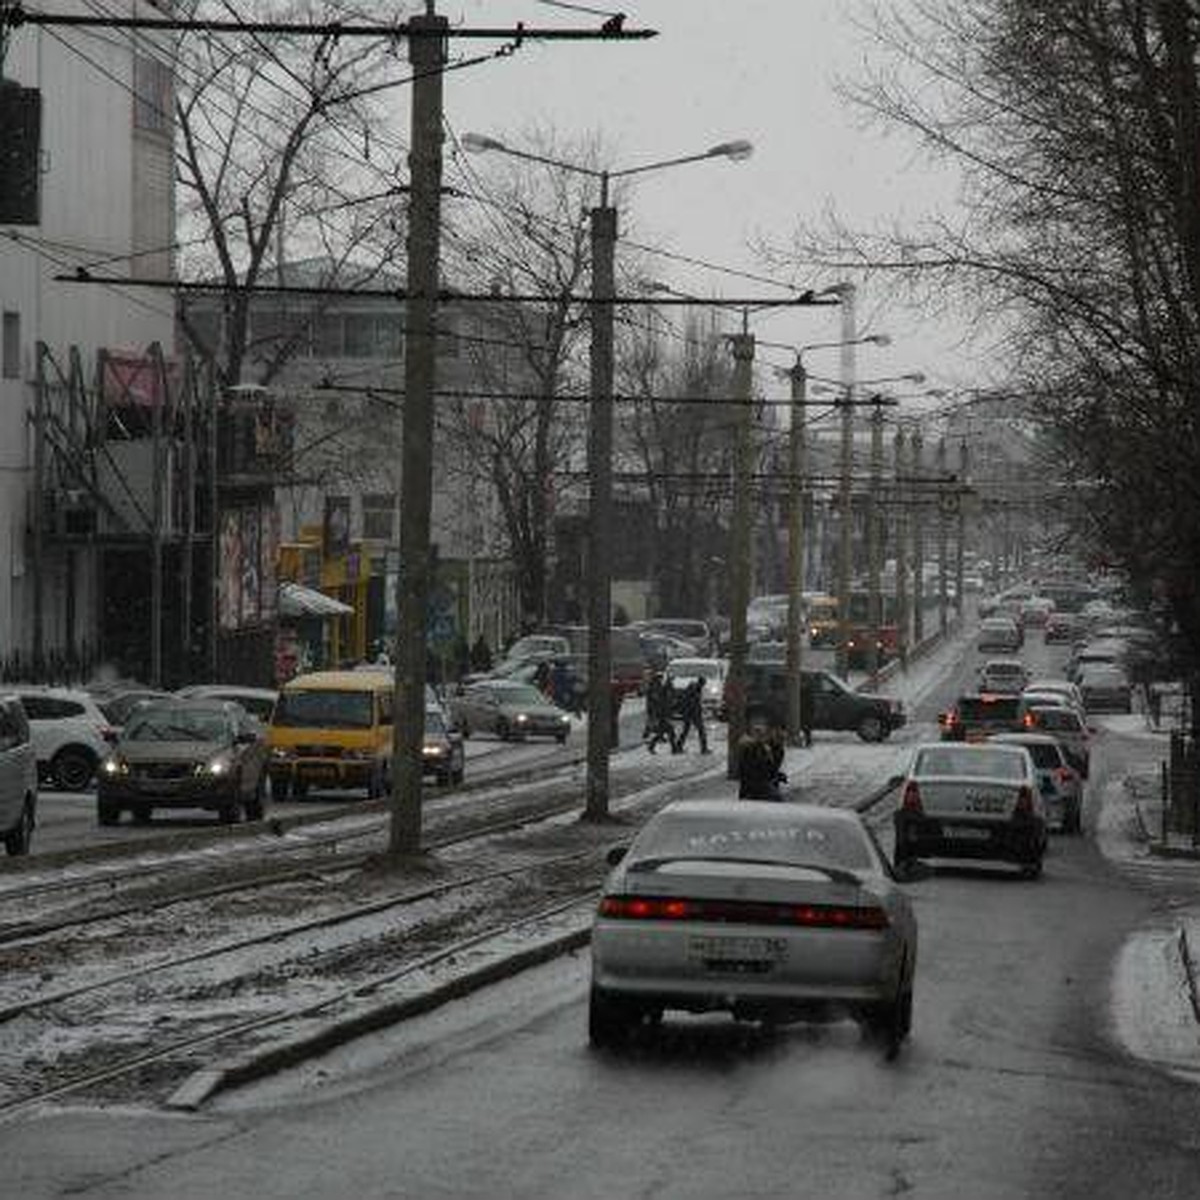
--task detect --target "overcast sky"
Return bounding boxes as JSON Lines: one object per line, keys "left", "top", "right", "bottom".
{"left": 440, "top": 0, "right": 983, "bottom": 399}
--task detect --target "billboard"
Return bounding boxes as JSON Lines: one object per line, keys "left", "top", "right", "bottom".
{"left": 218, "top": 503, "right": 278, "bottom": 631}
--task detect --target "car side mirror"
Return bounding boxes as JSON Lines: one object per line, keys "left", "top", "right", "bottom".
{"left": 605, "top": 845, "right": 628, "bottom": 866}
{"left": 894, "top": 858, "right": 932, "bottom": 882}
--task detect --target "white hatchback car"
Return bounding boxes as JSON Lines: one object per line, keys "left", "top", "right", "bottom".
{"left": 0, "top": 695, "right": 38, "bottom": 855}
{"left": 977, "top": 658, "right": 1029, "bottom": 694}
{"left": 13, "top": 687, "right": 114, "bottom": 791}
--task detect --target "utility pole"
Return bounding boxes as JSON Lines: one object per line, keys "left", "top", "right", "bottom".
{"left": 937, "top": 434, "right": 949, "bottom": 635}
{"left": 725, "top": 319, "right": 755, "bottom": 779}
{"left": 893, "top": 426, "right": 909, "bottom": 667}
{"left": 785, "top": 357, "right": 807, "bottom": 747}
{"left": 865, "top": 397, "right": 885, "bottom": 681}
{"left": 833, "top": 284, "right": 857, "bottom": 678}
{"left": 911, "top": 428, "right": 925, "bottom": 647}
{"left": 390, "top": 7, "right": 447, "bottom": 856}
{"left": 31, "top": 345, "right": 46, "bottom": 673}
{"left": 149, "top": 341, "right": 167, "bottom": 688}
{"left": 956, "top": 438, "right": 969, "bottom": 622}
{"left": 584, "top": 174, "right": 616, "bottom": 821}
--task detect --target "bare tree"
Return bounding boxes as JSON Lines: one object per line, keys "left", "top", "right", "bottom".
{"left": 767, "top": 0, "right": 1200, "bottom": 684}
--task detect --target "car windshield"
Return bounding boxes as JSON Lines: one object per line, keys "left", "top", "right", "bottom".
{"left": 425, "top": 710, "right": 446, "bottom": 735}
{"left": 274, "top": 689, "right": 374, "bottom": 729}
{"left": 627, "top": 809, "right": 877, "bottom": 872}
{"left": 668, "top": 661, "right": 719, "bottom": 679}
{"left": 956, "top": 696, "right": 1020, "bottom": 721}
{"left": 124, "top": 708, "right": 229, "bottom": 743}
{"left": 915, "top": 745, "right": 1028, "bottom": 780}
{"left": 1033, "top": 708, "right": 1082, "bottom": 731}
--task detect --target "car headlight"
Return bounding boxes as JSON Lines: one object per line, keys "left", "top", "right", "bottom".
{"left": 196, "top": 755, "right": 232, "bottom": 777}
{"left": 102, "top": 757, "right": 129, "bottom": 777}
{"left": 560, "top": 714, "right": 571, "bottom": 724}
{"left": 271, "top": 747, "right": 293, "bottom": 761}
{"left": 515, "top": 713, "right": 529, "bottom": 723}
{"left": 422, "top": 743, "right": 446, "bottom": 757}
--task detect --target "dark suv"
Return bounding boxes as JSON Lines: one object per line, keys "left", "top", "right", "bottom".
{"left": 735, "top": 664, "right": 905, "bottom": 742}
{"left": 939, "top": 693, "right": 1022, "bottom": 742}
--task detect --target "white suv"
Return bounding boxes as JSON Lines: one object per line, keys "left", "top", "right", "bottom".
{"left": 0, "top": 695, "right": 37, "bottom": 855}
{"left": 14, "top": 687, "right": 113, "bottom": 791}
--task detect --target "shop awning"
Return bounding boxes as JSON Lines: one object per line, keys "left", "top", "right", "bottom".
{"left": 278, "top": 581, "right": 354, "bottom": 618}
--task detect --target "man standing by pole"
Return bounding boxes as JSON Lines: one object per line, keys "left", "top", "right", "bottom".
{"left": 390, "top": 6, "right": 447, "bottom": 857}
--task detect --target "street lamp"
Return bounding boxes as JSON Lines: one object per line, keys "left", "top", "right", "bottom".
{"left": 761, "top": 333, "right": 889, "bottom": 746}
{"left": 463, "top": 132, "right": 752, "bottom": 819}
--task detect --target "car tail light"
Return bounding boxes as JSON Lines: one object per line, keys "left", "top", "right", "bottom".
{"left": 902, "top": 780, "right": 923, "bottom": 813}
{"left": 1022, "top": 712, "right": 1035, "bottom": 728}
{"left": 1055, "top": 767, "right": 1077, "bottom": 786}
{"left": 598, "top": 895, "right": 888, "bottom": 930}
{"left": 1015, "top": 784, "right": 1034, "bottom": 815}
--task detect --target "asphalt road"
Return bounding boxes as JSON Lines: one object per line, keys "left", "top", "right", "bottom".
{"left": 8, "top": 631, "right": 1200, "bottom": 1198}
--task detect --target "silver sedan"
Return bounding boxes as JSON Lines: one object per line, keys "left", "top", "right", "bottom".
{"left": 589, "top": 800, "right": 919, "bottom": 1054}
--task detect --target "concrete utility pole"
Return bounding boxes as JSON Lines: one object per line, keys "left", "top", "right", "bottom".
{"left": 149, "top": 341, "right": 167, "bottom": 688}
{"left": 911, "top": 428, "right": 925, "bottom": 647}
{"left": 390, "top": 9, "right": 447, "bottom": 856}
{"left": 956, "top": 438, "right": 969, "bottom": 621}
{"left": 865, "top": 398, "right": 885, "bottom": 680}
{"left": 785, "top": 358, "right": 807, "bottom": 747}
{"left": 584, "top": 177, "right": 616, "bottom": 821}
{"left": 834, "top": 284, "right": 857, "bottom": 678}
{"left": 725, "top": 321, "right": 755, "bottom": 780}
{"left": 893, "top": 426, "right": 909, "bottom": 666}
{"left": 937, "top": 434, "right": 949, "bottom": 635}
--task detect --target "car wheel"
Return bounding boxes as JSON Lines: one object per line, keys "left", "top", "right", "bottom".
{"left": 131, "top": 803, "right": 152, "bottom": 825}
{"left": 497, "top": 719, "right": 511, "bottom": 742}
{"left": 588, "top": 986, "right": 634, "bottom": 1049}
{"left": 863, "top": 982, "right": 913, "bottom": 1059}
{"left": 293, "top": 780, "right": 308, "bottom": 800}
{"left": 458, "top": 721, "right": 470, "bottom": 740}
{"left": 96, "top": 796, "right": 121, "bottom": 826}
{"left": 244, "top": 777, "right": 266, "bottom": 822}
{"left": 218, "top": 801, "right": 242, "bottom": 826}
{"left": 556, "top": 731, "right": 568, "bottom": 744}
{"left": 1020, "top": 856, "right": 1044, "bottom": 880}
{"left": 51, "top": 745, "right": 97, "bottom": 792}
{"left": 3, "top": 801, "right": 34, "bottom": 856}
{"left": 272, "top": 777, "right": 291, "bottom": 802}
{"left": 856, "top": 715, "right": 885, "bottom": 743}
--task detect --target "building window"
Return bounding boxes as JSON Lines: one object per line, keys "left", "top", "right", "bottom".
{"left": 362, "top": 493, "right": 395, "bottom": 541}
{"left": 134, "top": 54, "right": 173, "bottom": 133}
{"left": 2, "top": 312, "right": 19, "bottom": 379}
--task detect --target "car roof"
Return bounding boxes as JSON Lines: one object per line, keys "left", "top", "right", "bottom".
{"left": 179, "top": 684, "right": 277, "bottom": 699}
{"left": 982, "top": 658, "right": 1024, "bottom": 667}
{"left": 989, "top": 731, "right": 1063, "bottom": 747}
{"left": 281, "top": 670, "right": 392, "bottom": 691}
{"left": 654, "top": 798, "right": 864, "bottom": 826}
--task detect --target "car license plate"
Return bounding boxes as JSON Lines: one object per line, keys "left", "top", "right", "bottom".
{"left": 947, "top": 825, "right": 993, "bottom": 841}
{"left": 965, "top": 791, "right": 1009, "bottom": 814}
{"left": 688, "top": 935, "right": 787, "bottom": 966}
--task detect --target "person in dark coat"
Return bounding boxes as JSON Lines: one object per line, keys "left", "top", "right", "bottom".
{"left": 469, "top": 634, "right": 493, "bottom": 674}
{"left": 677, "top": 677, "right": 710, "bottom": 754}
{"left": 645, "top": 672, "right": 680, "bottom": 754}
{"left": 799, "top": 678, "right": 814, "bottom": 748}
{"left": 737, "top": 710, "right": 786, "bottom": 800}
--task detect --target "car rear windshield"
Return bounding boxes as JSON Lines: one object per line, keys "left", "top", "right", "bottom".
{"left": 915, "top": 745, "right": 1028, "bottom": 780}
{"left": 274, "top": 689, "right": 374, "bottom": 729}
{"left": 1032, "top": 709, "right": 1082, "bottom": 732}
{"left": 630, "top": 810, "right": 876, "bottom": 872}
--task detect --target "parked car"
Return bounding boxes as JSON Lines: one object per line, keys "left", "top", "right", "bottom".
{"left": 663, "top": 657, "right": 727, "bottom": 718}
{"left": 735, "top": 664, "right": 905, "bottom": 742}
{"left": 891, "top": 741, "right": 1046, "bottom": 877}
{"left": 939, "top": 693, "right": 1022, "bottom": 742}
{"left": 449, "top": 680, "right": 572, "bottom": 742}
{"left": 0, "top": 695, "right": 37, "bottom": 855}
{"left": 1076, "top": 663, "right": 1133, "bottom": 713}
{"left": 506, "top": 634, "right": 571, "bottom": 661}
{"left": 1020, "top": 704, "right": 1091, "bottom": 778}
{"left": 633, "top": 618, "right": 715, "bottom": 656}
{"left": 1020, "top": 596, "right": 1055, "bottom": 627}
{"left": 988, "top": 731, "right": 1084, "bottom": 834}
{"left": 589, "top": 799, "right": 919, "bottom": 1051}
{"left": 977, "top": 658, "right": 1029, "bottom": 694}
{"left": 12, "top": 686, "right": 114, "bottom": 791}
{"left": 97, "top": 699, "right": 268, "bottom": 826}
{"left": 976, "top": 616, "right": 1023, "bottom": 653}
{"left": 1023, "top": 677, "right": 1086, "bottom": 713}
{"left": 1068, "top": 638, "right": 1128, "bottom": 682}
{"left": 175, "top": 684, "right": 279, "bottom": 723}
{"left": 422, "top": 707, "right": 465, "bottom": 786}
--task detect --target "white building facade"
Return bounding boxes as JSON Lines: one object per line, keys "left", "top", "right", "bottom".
{"left": 0, "top": 0, "right": 175, "bottom": 669}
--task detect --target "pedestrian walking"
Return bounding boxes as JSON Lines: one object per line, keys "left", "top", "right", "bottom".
{"left": 677, "top": 678, "right": 710, "bottom": 754}
{"left": 645, "top": 672, "right": 680, "bottom": 754}
{"left": 737, "top": 711, "right": 786, "bottom": 800}
{"left": 1148, "top": 682, "right": 1163, "bottom": 730}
